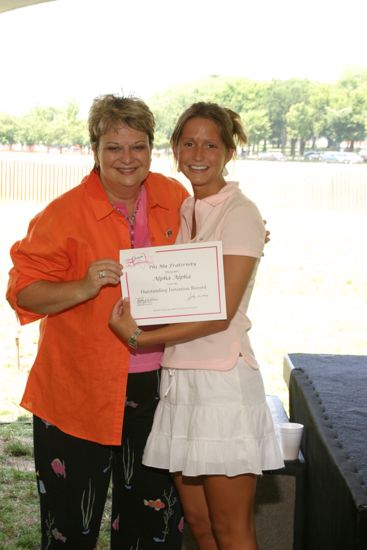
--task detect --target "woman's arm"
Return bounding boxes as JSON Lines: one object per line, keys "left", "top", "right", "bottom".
{"left": 17, "top": 259, "right": 122, "bottom": 315}
{"left": 109, "top": 254, "right": 257, "bottom": 347}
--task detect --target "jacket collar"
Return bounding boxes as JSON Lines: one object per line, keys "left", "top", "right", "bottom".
{"left": 144, "top": 172, "right": 183, "bottom": 210}
{"left": 84, "top": 170, "right": 173, "bottom": 221}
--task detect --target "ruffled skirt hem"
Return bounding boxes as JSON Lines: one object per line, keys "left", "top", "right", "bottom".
{"left": 142, "top": 358, "right": 284, "bottom": 476}
{"left": 143, "top": 431, "right": 284, "bottom": 477}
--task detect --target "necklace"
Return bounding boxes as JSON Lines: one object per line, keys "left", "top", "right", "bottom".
{"left": 113, "top": 203, "right": 138, "bottom": 247}
{"left": 114, "top": 205, "right": 136, "bottom": 225}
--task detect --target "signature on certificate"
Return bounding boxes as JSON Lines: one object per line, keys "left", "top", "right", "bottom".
{"left": 187, "top": 293, "right": 209, "bottom": 302}
{"left": 137, "top": 296, "right": 158, "bottom": 306}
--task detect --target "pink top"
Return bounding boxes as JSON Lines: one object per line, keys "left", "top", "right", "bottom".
{"left": 114, "top": 185, "right": 164, "bottom": 373}
{"left": 161, "top": 182, "right": 265, "bottom": 371}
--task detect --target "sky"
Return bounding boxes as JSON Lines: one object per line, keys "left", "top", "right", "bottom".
{"left": 1, "top": 0, "right": 366, "bottom": 116}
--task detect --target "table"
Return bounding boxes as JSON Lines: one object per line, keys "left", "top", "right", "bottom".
{"left": 255, "top": 395, "right": 305, "bottom": 550}
{"left": 284, "top": 353, "right": 367, "bottom": 550}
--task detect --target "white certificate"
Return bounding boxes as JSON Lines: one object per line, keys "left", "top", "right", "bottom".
{"left": 120, "top": 241, "right": 227, "bottom": 325}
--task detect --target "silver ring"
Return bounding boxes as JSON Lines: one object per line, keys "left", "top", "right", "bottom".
{"left": 98, "top": 270, "right": 105, "bottom": 279}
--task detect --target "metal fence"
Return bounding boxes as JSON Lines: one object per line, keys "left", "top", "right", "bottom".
{"left": 0, "top": 154, "right": 94, "bottom": 202}
{"left": 232, "top": 161, "right": 367, "bottom": 211}
{"left": 1, "top": 154, "right": 367, "bottom": 210}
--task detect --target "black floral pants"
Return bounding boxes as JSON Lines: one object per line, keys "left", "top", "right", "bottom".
{"left": 33, "top": 370, "right": 183, "bottom": 549}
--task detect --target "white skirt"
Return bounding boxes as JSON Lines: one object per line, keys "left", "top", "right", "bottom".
{"left": 143, "top": 357, "right": 284, "bottom": 477}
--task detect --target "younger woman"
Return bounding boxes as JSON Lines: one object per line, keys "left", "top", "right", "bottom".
{"left": 109, "top": 102, "right": 284, "bottom": 550}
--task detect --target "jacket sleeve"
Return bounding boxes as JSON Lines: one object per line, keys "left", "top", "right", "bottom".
{"left": 6, "top": 209, "right": 71, "bottom": 325}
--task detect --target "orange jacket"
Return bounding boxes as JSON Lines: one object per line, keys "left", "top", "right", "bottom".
{"left": 6, "top": 170, "right": 189, "bottom": 445}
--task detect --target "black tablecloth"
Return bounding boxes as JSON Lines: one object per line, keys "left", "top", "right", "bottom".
{"left": 288, "top": 353, "right": 367, "bottom": 550}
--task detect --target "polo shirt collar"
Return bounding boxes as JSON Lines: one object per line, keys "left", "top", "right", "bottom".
{"left": 181, "top": 181, "right": 239, "bottom": 217}
{"left": 199, "top": 181, "right": 239, "bottom": 206}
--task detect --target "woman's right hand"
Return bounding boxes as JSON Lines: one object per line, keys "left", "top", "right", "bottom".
{"left": 16, "top": 259, "right": 123, "bottom": 315}
{"left": 80, "top": 259, "right": 123, "bottom": 300}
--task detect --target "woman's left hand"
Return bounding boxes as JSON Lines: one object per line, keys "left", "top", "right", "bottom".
{"left": 263, "top": 219, "right": 271, "bottom": 243}
{"left": 109, "top": 298, "right": 139, "bottom": 344}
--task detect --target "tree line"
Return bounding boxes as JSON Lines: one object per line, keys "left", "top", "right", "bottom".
{"left": 1, "top": 69, "right": 367, "bottom": 156}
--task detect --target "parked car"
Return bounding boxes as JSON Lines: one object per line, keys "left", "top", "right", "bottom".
{"left": 340, "top": 152, "right": 364, "bottom": 164}
{"left": 320, "top": 151, "right": 363, "bottom": 164}
{"left": 258, "top": 151, "right": 287, "bottom": 161}
{"left": 320, "top": 151, "right": 344, "bottom": 163}
{"left": 303, "top": 150, "right": 322, "bottom": 161}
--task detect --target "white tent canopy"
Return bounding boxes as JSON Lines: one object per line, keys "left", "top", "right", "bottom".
{"left": 0, "top": 0, "right": 54, "bottom": 14}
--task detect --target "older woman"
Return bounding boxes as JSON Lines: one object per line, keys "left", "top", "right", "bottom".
{"left": 6, "top": 94, "right": 188, "bottom": 549}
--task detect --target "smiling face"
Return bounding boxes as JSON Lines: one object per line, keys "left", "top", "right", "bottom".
{"left": 174, "top": 117, "right": 234, "bottom": 198}
{"left": 94, "top": 125, "right": 152, "bottom": 201}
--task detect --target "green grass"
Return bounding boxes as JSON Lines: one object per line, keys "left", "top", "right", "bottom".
{"left": 0, "top": 421, "right": 111, "bottom": 549}
{"left": 0, "top": 422, "right": 39, "bottom": 549}
{"left": 4, "top": 439, "right": 33, "bottom": 457}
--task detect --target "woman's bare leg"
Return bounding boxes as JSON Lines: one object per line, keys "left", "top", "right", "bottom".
{"left": 203, "top": 473, "right": 258, "bottom": 550}
{"left": 173, "top": 473, "right": 218, "bottom": 549}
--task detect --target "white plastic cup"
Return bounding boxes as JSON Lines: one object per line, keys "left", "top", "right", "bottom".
{"left": 278, "top": 422, "right": 304, "bottom": 460}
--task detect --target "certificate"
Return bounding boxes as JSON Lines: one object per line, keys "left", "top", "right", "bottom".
{"left": 120, "top": 241, "right": 227, "bottom": 325}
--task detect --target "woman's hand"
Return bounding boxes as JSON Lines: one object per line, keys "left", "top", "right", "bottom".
{"left": 16, "top": 258, "right": 122, "bottom": 315}
{"left": 263, "top": 220, "right": 271, "bottom": 243}
{"left": 79, "top": 259, "right": 123, "bottom": 301}
{"left": 109, "top": 298, "right": 140, "bottom": 344}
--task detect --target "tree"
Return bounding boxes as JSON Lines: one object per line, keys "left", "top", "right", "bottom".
{"left": 328, "top": 69, "right": 367, "bottom": 149}
{"left": 307, "top": 83, "right": 331, "bottom": 148}
{"left": 266, "top": 79, "right": 312, "bottom": 151}
{"left": 62, "top": 101, "right": 89, "bottom": 149}
{"left": 18, "top": 106, "right": 60, "bottom": 149}
{"left": 1, "top": 73, "right": 366, "bottom": 153}
{"left": 242, "top": 109, "right": 270, "bottom": 153}
{"left": 16, "top": 103, "right": 88, "bottom": 151}
{"left": 286, "top": 103, "right": 314, "bottom": 156}
{"left": 0, "top": 113, "right": 20, "bottom": 148}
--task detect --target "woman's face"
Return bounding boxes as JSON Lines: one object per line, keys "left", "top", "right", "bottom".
{"left": 94, "top": 125, "right": 152, "bottom": 200}
{"left": 174, "top": 117, "right": 233, "bottom": 198}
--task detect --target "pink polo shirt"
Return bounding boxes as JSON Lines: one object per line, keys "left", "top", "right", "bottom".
{"left": 161, "top": 182, "right": 265, "bottom": 371}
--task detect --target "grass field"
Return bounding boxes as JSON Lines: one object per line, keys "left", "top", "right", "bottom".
{"left": 0, "top": 420, "right": 112, "bottom": 549}
{"left": 0, "top": 158, "right": 366, "bottom": 547}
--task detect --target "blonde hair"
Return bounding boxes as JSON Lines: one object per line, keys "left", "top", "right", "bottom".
{"left": 88, "top": 94, "right": 155, "bottom": 150}
{"left": 170, "top": 101, "right": 247, "bottom": 160}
